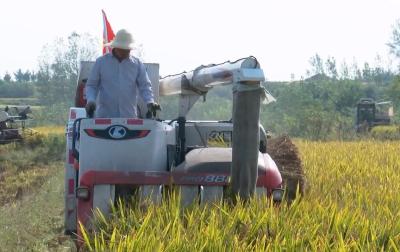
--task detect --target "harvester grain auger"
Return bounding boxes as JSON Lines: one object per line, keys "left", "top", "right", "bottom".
{"left": 64, "top": 57, "right": 305, "bottom": 242}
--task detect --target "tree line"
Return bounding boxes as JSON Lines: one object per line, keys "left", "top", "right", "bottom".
{"left": 1, "top": 19, "right": 400, "bottom": 139}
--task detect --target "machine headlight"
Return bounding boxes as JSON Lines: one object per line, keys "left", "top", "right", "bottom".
{"left": 76, "top": 186, "right": 90, "bottom": 200}
{"left": 272, "top": 188, "right": 285, "bottom": 202}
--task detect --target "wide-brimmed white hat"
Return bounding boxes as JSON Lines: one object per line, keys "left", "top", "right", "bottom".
{"left": 106, "top": 29, "right": 135, "bottom": 50}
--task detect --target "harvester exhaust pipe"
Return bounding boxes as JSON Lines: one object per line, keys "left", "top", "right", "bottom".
{"left": 231, "top": 82, "right": 261, "bottom": 200}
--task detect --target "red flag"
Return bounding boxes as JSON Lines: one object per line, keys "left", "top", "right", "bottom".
{"left": 102, "top": 10, "right": 115, "bottom": 55}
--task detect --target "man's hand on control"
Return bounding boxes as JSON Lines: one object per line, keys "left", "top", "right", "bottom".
{"left": 147, "top": 102, "right": 161, "bottom": 118}
{"left": 85, "top": 101, "right": 96, "bottom": 118}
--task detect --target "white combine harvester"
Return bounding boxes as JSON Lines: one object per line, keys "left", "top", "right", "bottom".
{"left": 64, "top": 56, "right": 285, "bottom": 244}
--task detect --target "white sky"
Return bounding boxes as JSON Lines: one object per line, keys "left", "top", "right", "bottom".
{"left": 0, "top": 0, "right": 399, "bottom": 81}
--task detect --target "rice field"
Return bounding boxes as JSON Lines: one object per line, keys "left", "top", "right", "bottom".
{"left": 0, "top": 133, "right": 65, "bottom": 206}
{"left": 81, "top": 140, "right": 400, "bottom": 251}
{"left": 33, "top": 126, "right": 65, "bottom": 135}
{"left": 371, "top": 125, "right": 400, "bottom": 140}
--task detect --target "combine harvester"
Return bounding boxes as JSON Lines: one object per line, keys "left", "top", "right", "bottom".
{"left": 64, "top": 57, "right": 305, "bottom": 244}
{"left": 355, "top": 98, "right": 394, "bottom": 132}
{"left": 0, "top": 106, "right": 34, "bottom": 144}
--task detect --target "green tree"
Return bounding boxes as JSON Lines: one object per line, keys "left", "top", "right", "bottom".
{"left": 14, "top": 69, "right": 25, "bottom": 82}
{"left": 36, "top": 32, "right": 99, "bottom": 106}
{"left": 326, "top": 56, "right": 338, "bottom": 79}
{"left": 387, "top": 76, "right": 400, "bottom": 106}
{"left": 3, "top": 72, "right": 11, "bottom": 82}
{"left": 350, "top": 59, "right": 362, "bottom": 80}
{"left": 339, "top": 60, "right": 349, "bottom": 79}
{"left": 22, "top": 70, "right": 31, "bottom": 82}
{"left": 308, "top": 54, "right": 325, "bottom": 76}
{"left": 362, "top": 62, "right": 372, "bottom": 81}
{"left": 388, "top": 19, "right": 400, "bottom": 59}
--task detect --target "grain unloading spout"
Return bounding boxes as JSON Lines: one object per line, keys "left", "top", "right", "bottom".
{"left": 160, "top": 57, "right": 265, "bottom": 97}
{"left": 160, "top": 56, "right": 273, "bottom": 199}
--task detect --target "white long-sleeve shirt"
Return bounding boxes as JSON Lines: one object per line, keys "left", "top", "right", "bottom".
{"left": 85, "top": 53, "right": 154, "bottom": 118}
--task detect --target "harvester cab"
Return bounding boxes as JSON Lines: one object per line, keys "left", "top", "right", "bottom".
{"left": 64, "top": 57, "right": 304, "bottom": 243}
{"left": 356, "top": 98, "right": 394, "bottom": 132}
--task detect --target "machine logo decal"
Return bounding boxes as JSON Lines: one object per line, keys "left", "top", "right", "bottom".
{"left": 84, "top": 125, "right": 150, "bottom": 140}
{"left": 108, "top": 125, "right": 127, "bottom": 139}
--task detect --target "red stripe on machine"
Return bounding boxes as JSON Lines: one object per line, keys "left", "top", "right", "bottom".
{"left": 138, "top": 130, "right": 150, "bottom": 138}
{"left": 127, "top": 119, "right": 143, "bottom": 125}
{"left": 74, "top": 160, "right": 80, "bottom": 170}
{"left": 68, "top": 150, "right": 74, "bottom": 164}
{"left": 68, "top": 179, "right": 74, "bottom": 194}
{"left": 95, "top": 118, "right": 112, "bottom": 125}
{"left": 85, "top": 129, "right": 96, "bottom": 137}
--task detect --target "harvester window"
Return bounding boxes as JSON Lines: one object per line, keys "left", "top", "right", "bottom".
{"left": 358, "top": 106, "right": 374, "bottom": 123}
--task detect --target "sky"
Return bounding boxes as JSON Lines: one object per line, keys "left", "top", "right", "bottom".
{"left": 0, "top": 0, "right": 399, "bottom": 81}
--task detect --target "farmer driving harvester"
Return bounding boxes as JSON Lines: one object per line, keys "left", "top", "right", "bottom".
{"left": 85, "top": 29, "right": 161, "bottom": 118}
